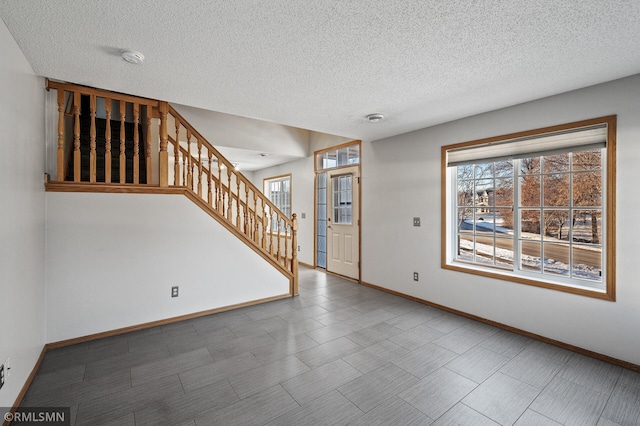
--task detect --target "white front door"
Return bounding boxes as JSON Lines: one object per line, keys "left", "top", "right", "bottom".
{"left": 326, "top": 166, "right": 360, "bottom": 279}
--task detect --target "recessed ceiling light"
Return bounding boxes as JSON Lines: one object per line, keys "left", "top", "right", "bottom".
{"left": 121, "top": 50, "right": 145, "bottom": 64}
{"left": 366, "top": 113, "right": 384, "bottom": 123}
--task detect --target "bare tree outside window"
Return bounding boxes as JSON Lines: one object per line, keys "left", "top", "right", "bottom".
{"left": 453, "top": 150, "right": 604, "bottom": 284}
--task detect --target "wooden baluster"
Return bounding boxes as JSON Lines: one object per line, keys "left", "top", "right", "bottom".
{"left": 145, "top": 105, "right": 152, "bottom": 184}
{"left": 248, "top": 192, "right": 253, "bottom": 239}
{"left": 217, "top": 159, "right": 222, "bottom": 212}
{"left": 56, "top": 90, "right": 65, "bottom": 181}
{"left": 119, "top": 100, "right": 126, "bottom": 184}
{"left": 158, "top": 102, "right": 169, "bottom": 187}
{"left": 269, "top": 212, "right": 274, "bottom": 255}
{"left": 133, "top": 103, "right": 140, "bottom": 184}
{"left": 182, "top": 151, "right": 187, "bottom": 186}
{"left": 262, "top": 204, "right": 267, "bottom": 250}
{"left": 186, "top": 130, "right": 193, "bottom": 190}
{"left": 277, "top": 214, "right": 282, "bottom": 259}
{"left": 221, "top": 190, "right": 226, "bottom": 218}
{"left": 105, "top": 99, "right": 112, "bottom": 183}
{"left": 253, "top": 194, "right": 258, "bottom": 242}
{"left": 207, "top": 152, "right": 213, "bottom": 206}
{"left": 73, "top": 92, "right": 81, "bottom": 182}
{"left": 89, "top": 95, "right": 97, "bottom": 182}
{"left": 227, "top": 167, "right": 232, "bottom": 221}
{"left": 236, "top": 173, "right": 241, "bottom": 229}
{"left": 284, "top": 217, "right": 288, "bottom": 266}
{"left": 197, "top": 139, "right": 203, "bottom": 196}
{"left": 244, "top": 183, "right": 249, "bottom": 234}
{"left": 174, "top": 120, "right": 180, "bottom": 185}
{"left": 247, "top": 188, "right": 253, "bottom": 239}
{"left": 291, "top": 213, "right": 298, "bottom": 295}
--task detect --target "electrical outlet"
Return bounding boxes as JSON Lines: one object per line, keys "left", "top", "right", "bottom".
{"left": 298, "top": 245, "right": 301, "bottom": 252}
{"left": 171, "top": 286, "right": 179, "bottom": 298}
{"left": 413, "top": 217, "right": 421, "bottom": 227}
{"left": 413, "top": 272, "right": 419, "bottom": 281}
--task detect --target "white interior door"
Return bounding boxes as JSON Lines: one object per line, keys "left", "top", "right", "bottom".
{"left": 326, "top": 166, "right": 360, "bottom": 279}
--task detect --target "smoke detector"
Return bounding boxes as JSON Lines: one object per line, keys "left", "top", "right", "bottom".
{"left": 366, "top": 113, "right": 385, "bottom": 123}
{"left": 121, "top": 50, "right": 145, "bottom": 65}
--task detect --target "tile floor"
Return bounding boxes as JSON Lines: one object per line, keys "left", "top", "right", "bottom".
{"left": 21, "top": 267, "right": 640, "bottom": 425}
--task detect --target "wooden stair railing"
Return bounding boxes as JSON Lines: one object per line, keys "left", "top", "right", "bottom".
{"left": 46, "top": 80, "right": 298, "bottom": 295}
{"left": 49, "top": 81, "right": 157, "bottom": 185}
{"left": 165, "top": 105, "right": 298, "bottom": 281}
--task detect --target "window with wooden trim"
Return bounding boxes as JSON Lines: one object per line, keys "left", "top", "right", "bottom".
{"left": 316, "top": 144, "right": 360, "bottom": 170}
{"left": 264, "top": 174, "right": 291, "bottom": 233}
{"left": 442, "top": 116, "right": 616, "bottom": 300}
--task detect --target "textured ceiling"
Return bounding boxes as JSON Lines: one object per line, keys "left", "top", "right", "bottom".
{"left": 2, "top": 0, "right": 640, "bottom": 144}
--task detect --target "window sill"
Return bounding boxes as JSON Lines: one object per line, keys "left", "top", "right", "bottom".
{"left": 442, "top": 261, "right": 614, "bottom": 301}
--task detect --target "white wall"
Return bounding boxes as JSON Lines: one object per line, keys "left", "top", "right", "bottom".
{"left": 362, "top": 74, "right": 640, "bottom": 365}
{"left": 45, "top": 192, "right": 289, "bottom": 342}
{"left": 0, "top": 20, "right": 46, "bottom": 406}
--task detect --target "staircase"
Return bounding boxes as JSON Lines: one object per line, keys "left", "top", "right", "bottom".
{"left": 46, "top": 80, "right": 298, "bottom": 294}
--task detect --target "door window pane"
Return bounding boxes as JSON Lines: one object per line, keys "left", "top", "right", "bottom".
{"left": 332, "top": 175, "right": 352, "bottom": 224}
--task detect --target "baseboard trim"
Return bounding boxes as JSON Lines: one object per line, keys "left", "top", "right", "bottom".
{"left": 298, "top": 261, "right": 314, "bottom": 269}
{"left": 361, "top": 280, "right": 640, "bottom": 373}
{"left": 4, "top": 346, "right": 47, "bottom": 426}
{"left": 8, "top": 293, "right": 290, "bottom": 423}
{"left": 46, "top": 293, "right": 291, "bottom": 349}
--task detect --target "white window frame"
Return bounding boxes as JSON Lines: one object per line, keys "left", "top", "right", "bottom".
{"left": 441, "top": 116, "right": 616, "bottom": 301}
{"left": 264, "top": 174, "right": 291, "bottom": 234}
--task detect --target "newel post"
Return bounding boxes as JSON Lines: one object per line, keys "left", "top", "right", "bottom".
{"left": 291, "top": 213, "right": 299, "bottom": 296}
{"left": 158, "top": 102, "right": 169, "bottom": 187}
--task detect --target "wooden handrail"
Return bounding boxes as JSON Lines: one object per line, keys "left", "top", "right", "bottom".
{"left": 168, "top": 136, "right": 292, "bottom": 221}
{"left": 46, "top": 80, "right": 298, "bottom": 290}
{"left": 165, "top": 123, "right": 296, "bottom": 275}
{"left": 169, "top": 136, "right": 259, "bottom": 216}
{"left": 165, "top": 106, "right": 294, "bottom": 225}
{"left": 47, "top": 80, "right": 160, "bottom": 107}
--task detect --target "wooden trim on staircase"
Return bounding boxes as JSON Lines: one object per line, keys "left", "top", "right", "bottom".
{"left": 44, "top": 80, "right": 298, "bottom": 299}
{"left": 45, "top": 182, "right": 184, "bottom": 195}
